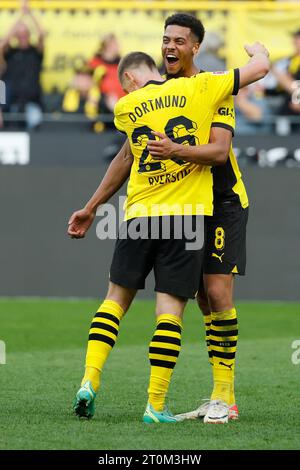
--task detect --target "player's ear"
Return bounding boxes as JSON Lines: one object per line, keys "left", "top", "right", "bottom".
{"left": 124, "top": 70, "right": 137, "bottom": 91}
{"left": 124, "top": 71, "right": 134, "bottom": 83}
{"left": 192, "top": 42, "right": 200, "bottom": 56}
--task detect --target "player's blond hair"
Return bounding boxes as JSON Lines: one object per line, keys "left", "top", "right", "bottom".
{"left": 118, "top": 52, "right": 157, "bottom": 85}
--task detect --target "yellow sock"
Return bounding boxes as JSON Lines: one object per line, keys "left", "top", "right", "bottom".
{"left": 210, "top": 308, "right": 238, "bottom": 405}
{"left": 148, "top": 314, "right": 182, "bottom": 412}
{"left": 229, "top": 364, "right": 236, "bottom": 405}
{"left": 203, "top": 313, "right": 213, "bottom": 366}
{"left": 81, "top": 299, "right": 125, "bottom": 392}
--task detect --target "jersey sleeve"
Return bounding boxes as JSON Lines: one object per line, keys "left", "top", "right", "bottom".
{"left": 204, "top": 69, "right": 239, "bottom": 108}
{"left": 114, "top": 100, "right": 127, "bottom": 134}
{"left": 211, "top": 95, "right": 236, "bottom": 135}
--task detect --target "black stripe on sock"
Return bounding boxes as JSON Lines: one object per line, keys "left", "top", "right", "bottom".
{"left": 150, "top": 359, "right": 176, "bottom": 369}
{"left": 90, "top": 322, "right": 118, "bottom": 336}
{"left": 149, "top": 346, "right": 179, "bottom": 357}
{"left": 211, "top": 319, "right": 237, "bottom": 327}
{"left": 210, "top": 329, "right": 238, "bottom": 337}
{"left": 152, "top": 335, "right": 181, "bottom": 346}
{"left": 88, "top": 333, "right": 115, "bottom": 347}
{"left": 211, "top": 350, "right": 236, "bottom": 360}
{"left": 94, "top": 312, "right": 120, "bottom": 326}
{"left": 205, "top": 322, "right": 211, "bottom": 327}
{"left": 156, "top": 322, "right": 181, "bottom": 333}
{"left": 208, "top": 351, "right": 213, "bottom": 358}
{"left": 210, "top": 339, "right": 237, "bottom": 347}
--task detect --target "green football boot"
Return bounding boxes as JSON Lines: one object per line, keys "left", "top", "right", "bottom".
{"left": 143, "top": 402, "right": 182, "bottom": 423}
{"left": 73, "top": 380, "right": 96, "bottom": 419}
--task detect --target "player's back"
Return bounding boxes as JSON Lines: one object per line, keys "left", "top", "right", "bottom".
{"left": 114, "top": 71, "right": 237, "bottom": 220}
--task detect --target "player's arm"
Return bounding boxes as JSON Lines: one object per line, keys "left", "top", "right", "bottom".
{"left": 239, "top": 42, "right": 270, "bottom": 88}
{"left": 68, "top": 139, "right": 133, "bottom": 239}
{"left": 204, "top": 42, "right": 270, "bottom": 109}
{"left": 148, "top": 128, "right": 231, "bottom": 166}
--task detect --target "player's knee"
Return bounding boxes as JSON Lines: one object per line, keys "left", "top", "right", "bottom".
{"left": 206, "top": 282, "right": 232, "bottom": 312}
{"left": 155, "top": 292, "right": 186, "bottom": 319}
{"left": 106, "top": 282, "right": 136, "bottom": 313}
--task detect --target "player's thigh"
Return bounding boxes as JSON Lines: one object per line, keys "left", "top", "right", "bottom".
{"left": 203, "top": 202, "right": 249, "bottom": 276}
{"left": 154, "top": 216, "right": 204, "bottom": 300}
{"left": 109, "top": 218, "right": 154, "bottom": 290}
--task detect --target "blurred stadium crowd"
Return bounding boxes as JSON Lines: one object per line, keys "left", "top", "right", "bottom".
{"left": 0, "top": 0, "right": 300, "bottom": 136}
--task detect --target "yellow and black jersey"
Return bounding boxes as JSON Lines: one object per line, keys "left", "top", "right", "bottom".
{"left": 114, "top": 69, "right": 239, "bottom": 220}
{"left": 210, "top": 94, "right": 249, "bottom": 208}
{"left": 194, "top": 71, "right": 248, "bottom": 209}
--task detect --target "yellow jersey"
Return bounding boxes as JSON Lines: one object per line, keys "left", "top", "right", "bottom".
{"left": 114, "top": 69, "right": 239, "bottom": 220}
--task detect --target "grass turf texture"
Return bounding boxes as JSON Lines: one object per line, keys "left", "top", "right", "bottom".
{"left": 0, "top": 298, "right": 299, "bottom": 450}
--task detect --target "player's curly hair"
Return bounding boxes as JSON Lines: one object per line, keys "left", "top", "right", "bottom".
{"left": 164, "top": 13, "right": 205, "bottom": 44}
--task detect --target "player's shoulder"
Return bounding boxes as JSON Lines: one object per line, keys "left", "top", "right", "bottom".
{"left": 114, "top": 92, "right": 135, "bottom": 115}
{"left": 167, "top": 74, "right": 205, "bottom": 89}
{"left": 115, "top": 85, "right": 149, "bottom": 113}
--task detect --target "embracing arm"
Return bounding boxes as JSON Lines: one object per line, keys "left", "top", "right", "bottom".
{"left": 148, "top": 127, "right": 232, "bottom": 166}
{"left": 68, "top": 139, "right": 133, "bottom": 238}
{"left": 85, "top": 139, "right": 133, "bottom": 213}
{"left": 239, "top": 42, "right": 270, "bottom": 88}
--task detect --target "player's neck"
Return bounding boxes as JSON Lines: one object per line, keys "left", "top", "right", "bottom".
{"left": 184, "top": 64, "right": 199, "bottom": 78}
{"left": 166, "top": 64, "right": 199, "bottom": 80}
{"left": 141, "top": 72, "right": 164, "bottom": 87}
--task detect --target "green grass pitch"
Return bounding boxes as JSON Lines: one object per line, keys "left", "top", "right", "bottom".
{"left": 0, "top": 298, "right": 299, "bottom": 450}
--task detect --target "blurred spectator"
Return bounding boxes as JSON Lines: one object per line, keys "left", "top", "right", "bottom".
{"left": 272, "top": 29, "right": 300, "bottom": 117}
{"left": 235, "top": 83, "right": 272, "bottom": 135}
{"left": 62, "top": 66, "right": 94, "bottom": 114}
{"left": 0, "top": 0, "right": 45, "bottom": 130}
{"left": 62, "top": 34, "right": 125, "bottom": 132}
{"left": 88, "top": 34, "right": 125, "bottom": 115}
{"left": 194, "top": 31, "right": 226, "bottom": 72}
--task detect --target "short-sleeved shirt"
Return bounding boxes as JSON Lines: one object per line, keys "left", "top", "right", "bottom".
{"left": 114, "top": 69, "right": 239, "bottom": 220}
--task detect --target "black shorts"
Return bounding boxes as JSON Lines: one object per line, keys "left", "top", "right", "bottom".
{"left": 203, "top": 199, "right": 249, "bottom": 275}
{"left": 110, "top": 216, "right": 204, "bottom": 299}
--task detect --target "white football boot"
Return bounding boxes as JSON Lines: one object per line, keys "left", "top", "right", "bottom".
{"left": 175, "top": 399, "right": 238, "bottom": 421}
{"left": 203, "top": 399, "right": 229, "bottom": 424}
{"left": 175, "top": 399, "right": 211, "bottom": 420}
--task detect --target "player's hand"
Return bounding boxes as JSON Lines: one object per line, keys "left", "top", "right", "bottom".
{"left": 68, "top": 208, "right": 96, "bottom": 239}
{"left": 244, "top": 42, "right": 269, "bottom": 58}
{"left": 147, "top": 131, "right": 179, "bottom": 160}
